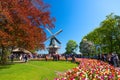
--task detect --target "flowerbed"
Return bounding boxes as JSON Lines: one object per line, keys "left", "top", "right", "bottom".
{"left": 55, "top": 58, "right": 120, "bottom": 80}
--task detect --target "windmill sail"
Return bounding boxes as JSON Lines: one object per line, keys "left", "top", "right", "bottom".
{"left": 54, "top": 29, "right": 63, "bottom": 37}
{"left": 46, "top": 28, "right": 53, "bottom": 35}
{"left": 54, "top": 37, "right": 61, "bottom": 44}
{"left": 46, "top": 28, "right": 62, "bottom": 44}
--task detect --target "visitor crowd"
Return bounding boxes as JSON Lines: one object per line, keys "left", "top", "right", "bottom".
{"left": 9, "top": 53, "right": 29, "bottom": 62}
{"left": 8, "top": 51, "right": 120, "bottom": 67}
{"left": 97, "top": 52, "right": 120, "bottom": 67}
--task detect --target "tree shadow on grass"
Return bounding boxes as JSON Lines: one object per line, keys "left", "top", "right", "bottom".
{"left": 0, "top": 62, "right": 15, "bottom": 70}
{"left": 0, "top": 61, "right": 28, "bottom": 70}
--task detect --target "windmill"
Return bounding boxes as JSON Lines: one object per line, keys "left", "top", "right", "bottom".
{"left": 46, "top": 28, "right": 62, "bottom": 54}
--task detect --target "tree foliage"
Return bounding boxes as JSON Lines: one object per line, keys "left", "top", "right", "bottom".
{"left": 0, "top": 0, "right": 55, "bottom": 50}
{"left": 80, "top": 13, "right": 120, "bottom": 55}
{"left": 80, "top": 39, "right": 95, "bottom": 57}
{"left": 65, "top": 40, "right": 78, "bottom": 54}
{"left": 0, "top": 0, "right": 55, "bottom": 64}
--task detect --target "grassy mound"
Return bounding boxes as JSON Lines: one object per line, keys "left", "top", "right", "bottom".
{"left": 0, "top": 61, "right": 77, "bottom": 80}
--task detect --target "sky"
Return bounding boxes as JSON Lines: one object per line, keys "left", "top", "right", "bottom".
{"left": 38, "top": 0, "right": 120, "bottom": 54}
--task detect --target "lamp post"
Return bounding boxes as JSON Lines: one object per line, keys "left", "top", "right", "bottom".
{"left": 95, "top": 44, "right": 101, "bottom": 57}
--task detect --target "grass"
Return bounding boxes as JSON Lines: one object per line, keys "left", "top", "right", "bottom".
{"left": 0, "top": 61, "right": 77, "bottom": 80}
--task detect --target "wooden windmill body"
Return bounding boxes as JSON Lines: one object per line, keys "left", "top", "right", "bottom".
{"left": 46, "top": 28, "right": 62, "bottom": 55}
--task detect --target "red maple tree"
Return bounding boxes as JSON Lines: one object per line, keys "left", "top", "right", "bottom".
{"left": 0, "top": 0, "right": 55, "bottom": 64}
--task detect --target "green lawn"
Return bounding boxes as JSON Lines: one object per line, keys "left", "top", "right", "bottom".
{"left": 0, "top": 61, "right": 77, "bottom": 80}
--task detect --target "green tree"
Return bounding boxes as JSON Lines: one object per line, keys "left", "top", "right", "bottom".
{"left": 80, "top": 13, "right": 120, "bottom": 55}
{"left": 65, "top": 40, "right": 78, "bottom": 54}
{"left": 80, "top": 39, "right": 95, "bottom": 57}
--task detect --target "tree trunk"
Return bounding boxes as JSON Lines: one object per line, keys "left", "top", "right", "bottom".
{"left": 0, "top": 46, "right": 8, "bottom": 65}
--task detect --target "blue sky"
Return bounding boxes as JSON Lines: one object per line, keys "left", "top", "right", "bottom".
{"left": 38, "top": 0, "right": 120, "bottom": 54}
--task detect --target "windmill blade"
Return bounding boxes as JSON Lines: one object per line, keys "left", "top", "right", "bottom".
{"left": 46, "top": 28, "right": 53, "bottom": 35}
{"left": 46, "top": 35, "right": 53, "bottom": 41}
{"left": 54, "top": 37, "right": 61, "bottom": 44}
{"left": 54, "top": 29, "right": 63, "bottom": 37}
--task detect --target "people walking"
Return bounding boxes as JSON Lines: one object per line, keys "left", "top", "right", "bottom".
{"left": 45, "top": 54, "right": 48, "bottom": 61}
{"left": 113, "top": 53, "right": 119, "bottom": 67}
{"left": 24, "top": 54, "right": 28, "bottom": 62}
{"left": 71, "top": 54, "right": 75, "bottom": 63}
{"left": 10, "top": 54, "right": 14, "bottom": 63}
{"left": 65, "top": 54, "right": 68, "bottom": 61}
